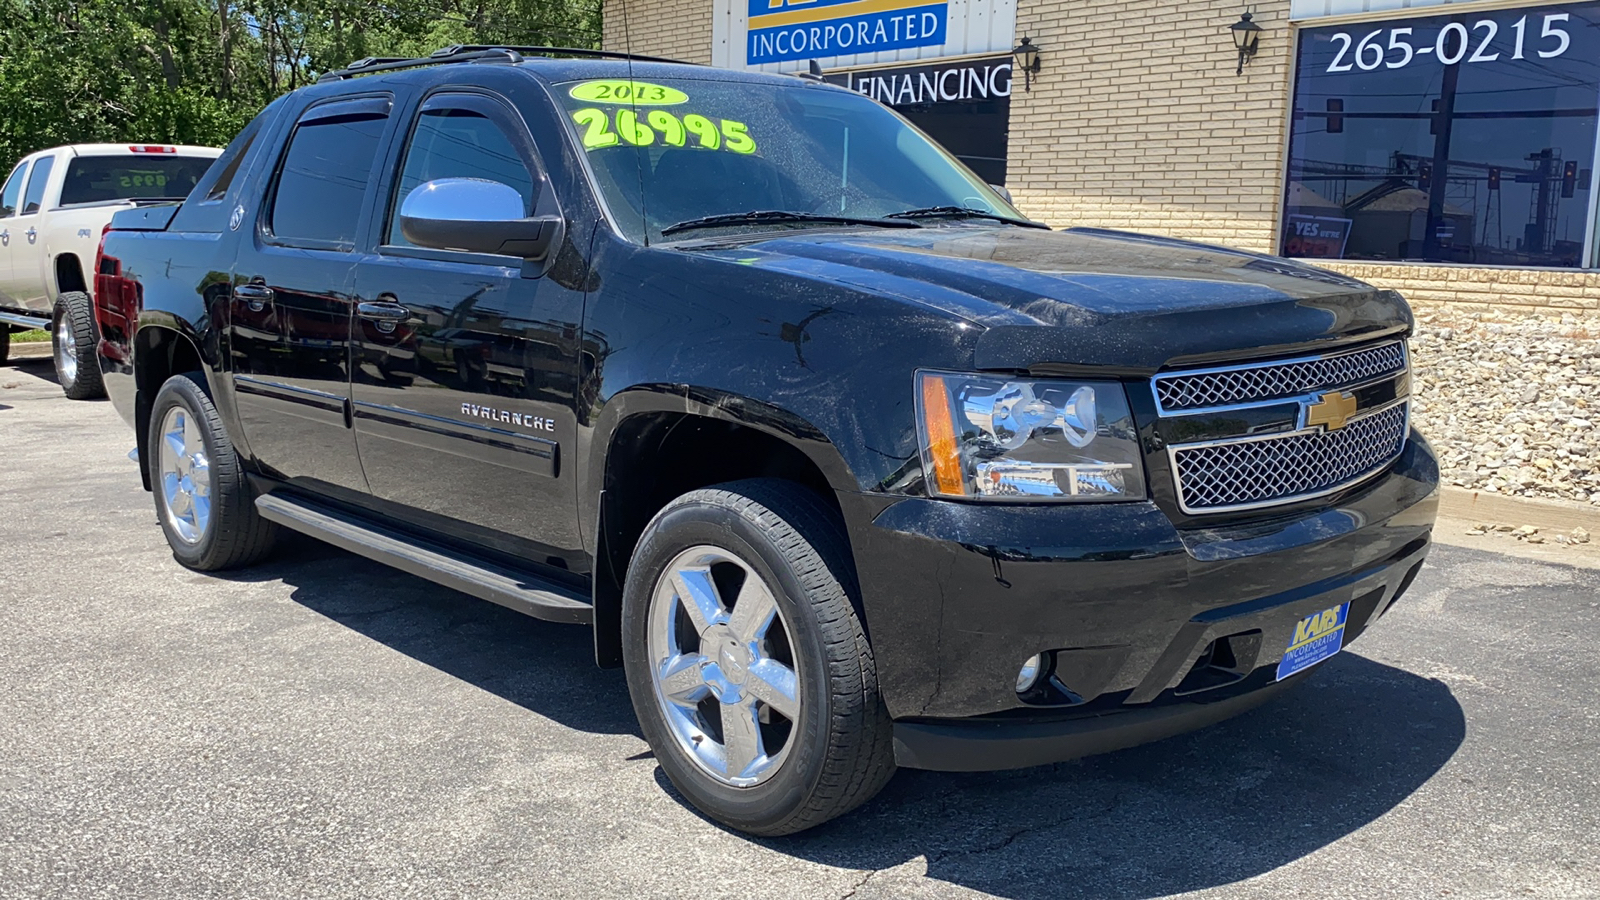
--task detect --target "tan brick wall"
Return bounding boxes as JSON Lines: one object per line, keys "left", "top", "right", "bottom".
{"left": 1319, "top": 263, "right": 1600, "bottom": 312}
{"left": 602, "top": 0, "right": 712, "bottom": 64}
{"left": 1007, "top": 0, "right": 1295, "bottom": 254}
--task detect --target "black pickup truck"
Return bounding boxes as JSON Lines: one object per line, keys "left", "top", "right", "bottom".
{"left": 94, "top": 46, "right": 1439, "bottom": 836}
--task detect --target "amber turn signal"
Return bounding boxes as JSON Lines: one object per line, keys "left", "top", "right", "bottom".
{"left": 920, "top": 373, "right": 967, "bottom": 496}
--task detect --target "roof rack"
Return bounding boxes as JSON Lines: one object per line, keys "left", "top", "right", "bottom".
{"left": 316, "top": 45, "right": 695, "bottom": 83}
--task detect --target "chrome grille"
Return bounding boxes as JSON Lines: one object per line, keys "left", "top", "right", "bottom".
{"left": 1154, "top": 341, "right": 1406, "bottom": 412}
{"left": 1171, "top": 402, "right": 1409, "bottom": 513}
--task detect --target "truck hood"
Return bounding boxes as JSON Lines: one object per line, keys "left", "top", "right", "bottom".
{"left": 689, "top": 225, "right": 1411, "bottom": 372}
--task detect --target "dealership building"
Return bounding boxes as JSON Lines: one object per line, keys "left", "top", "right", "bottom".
{"left": 603, "top": 0, "right": 1600, "bottom": 312}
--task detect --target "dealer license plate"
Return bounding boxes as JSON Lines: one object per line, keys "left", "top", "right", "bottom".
{"left": 1275, "top": 601, "right": 1350, "bottom": 681}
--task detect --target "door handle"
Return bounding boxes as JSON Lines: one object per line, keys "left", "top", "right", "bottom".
{"left": 0, "top": 230, "right": 7, "bottom": 246}
{"left": 358, "top": 301, "right": 411, "bottom": 335}
{"left": 234, "top": 283, "right": 274, "bottom": 312}
{"left": 358, "top": 301, "right": 411, "bottom": 322}
{"left": 25, "top": 227, "right": 36, "bottom": 244}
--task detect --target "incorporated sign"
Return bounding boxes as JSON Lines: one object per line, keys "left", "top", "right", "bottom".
{"left": 747, "top": 0, "right": 948, "bottom": 65}
{"left": 824, "top": 56, "right": 1013, "bottom": 105}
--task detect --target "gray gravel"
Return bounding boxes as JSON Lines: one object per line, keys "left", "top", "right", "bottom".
{"left": 3, "top": 356, "right": 1599, "bottom": 899}
{"left": 1411, "top": 305, "right": 1600, "bottom": 504}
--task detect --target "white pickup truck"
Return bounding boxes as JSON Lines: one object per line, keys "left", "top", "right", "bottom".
{"left": 0, "top": 143, "right": 220, "bottom": 397}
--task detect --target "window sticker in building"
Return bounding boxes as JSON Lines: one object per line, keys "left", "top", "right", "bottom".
{"left": 1283, "top": 2, "right": 1600, "bottom": 268}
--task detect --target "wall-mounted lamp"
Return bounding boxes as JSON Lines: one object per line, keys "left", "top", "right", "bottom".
{"left": 1012, "top": 36, "right": 1041, "bottom": 91}
{"left": 1230, "top": 11, "right": 1263, "bottom": 75}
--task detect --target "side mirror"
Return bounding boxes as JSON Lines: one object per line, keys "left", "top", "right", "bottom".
{"left": 989, "top": 183, "right": 1014, "bottom": 204}
{"left": 399, "top": 178, "right": 560, "bottom": 259}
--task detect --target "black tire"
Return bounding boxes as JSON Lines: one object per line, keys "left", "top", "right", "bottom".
{"left": 0, "top": 328, "right": 9, "bottom": 366}
{"left": 621, "top": 479, "right": 895, "bottom": 836}
{"left": 52, "top": 291, "right": 105, "bottom": 399}
{"left": 148, "top": 373, "right": 279, "bottom": 571}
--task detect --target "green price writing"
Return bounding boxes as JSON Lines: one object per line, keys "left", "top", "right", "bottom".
{"left": 118, "top": 172, "right": 168, "bottom": 188}
{"left": 572, "top": 108, "right": 756, "bottom": 154}
{"left": 568, "top": 80, "right": 689, "bottom": 105}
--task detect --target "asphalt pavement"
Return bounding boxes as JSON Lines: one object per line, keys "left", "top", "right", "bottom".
{"left": 2, "top": 353, "right": 1597, "bottom": 900}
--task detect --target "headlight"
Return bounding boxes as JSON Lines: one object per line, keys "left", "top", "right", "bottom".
{"left": 916, "top": 370, "right": 1147, "bottom": 501}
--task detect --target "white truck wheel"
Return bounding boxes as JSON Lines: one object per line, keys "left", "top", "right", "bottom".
{"left": 52, "top": 291, "right": 105, "bottom": 400}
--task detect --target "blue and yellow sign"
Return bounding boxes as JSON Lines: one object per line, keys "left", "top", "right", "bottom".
{"left": 747, "top": 0, "right": 948, "bottom": 65}
{"left": 1275, "top": 601, "right": 1349, "bottom": 680}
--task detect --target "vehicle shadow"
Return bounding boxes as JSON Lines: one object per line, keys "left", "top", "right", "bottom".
{"left": 216, "top": 538, "right": 1464, "bottom": 899}
{"left": 8, "top": 355, "right": 56, "bottom": 375}
{"left": 213, "top": 533, "right": 638, "bottom": 738}
{"left": 760, "top": 652, "right": 1466, "bottom": 899}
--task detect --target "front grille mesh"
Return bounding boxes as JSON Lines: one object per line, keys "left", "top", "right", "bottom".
{"left": 1173, "top": 403, "right": 1409, "bottom": 512}
{"left": 1155, "top": 342, "right": 1406, "bottom": 412}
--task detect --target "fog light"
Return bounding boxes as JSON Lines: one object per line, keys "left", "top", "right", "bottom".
{"left": 1016, "top": 653, "right": 1045, "bottom": 693}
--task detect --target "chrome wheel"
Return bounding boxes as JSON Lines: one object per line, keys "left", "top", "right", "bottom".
{"left": 54, "top": 322, "right": 77, "bottom": 385}
{"left": 647, "top": 545, "right": 801, "bottom": 787}
{"left": 157, "top": 406, "right": 212, "bottom": 544}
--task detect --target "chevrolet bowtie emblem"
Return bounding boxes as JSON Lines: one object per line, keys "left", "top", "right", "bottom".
{"left": 1305, "top": 391, "right": 1359, "bottom": 431}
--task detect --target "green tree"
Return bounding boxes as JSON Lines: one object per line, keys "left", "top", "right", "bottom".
{"left": 0, "top": 0, "right": 601, "bottom": 166}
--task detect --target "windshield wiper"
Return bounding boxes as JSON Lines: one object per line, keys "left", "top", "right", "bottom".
{"left": 886, "top": 206, "right": 1045, "bottom": 228}
{"left": 660, "top": 209, "right": 922, "bottom": 237}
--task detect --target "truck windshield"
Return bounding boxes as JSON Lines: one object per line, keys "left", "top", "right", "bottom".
{"left": 60, "top": 155, "right": 216, "bottom": 205}
{"left": 553, "top": 76, "right": 1027, "bottom": 242}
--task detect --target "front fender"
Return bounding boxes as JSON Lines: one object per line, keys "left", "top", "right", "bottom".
{"left": 579, "top": 384, "right": 859, "bottom": 546}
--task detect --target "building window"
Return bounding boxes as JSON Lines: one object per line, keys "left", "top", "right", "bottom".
{"left": 1284, "top": 2, "right": 1600, "bottom": 268}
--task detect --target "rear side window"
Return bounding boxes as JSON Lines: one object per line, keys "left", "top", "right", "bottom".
{"left": 170, "top": 104, "right": 275, "bottom": 235}
{"left": 269, "top": 100, "right": 390, "bottom": 248}
{"left": 60, "top": 155, "right": 215, "bottom": 205}
{"left": 203, "top": 132, "right": 255, "bottom": 202}
{"left": 22, "top": 156, "right": 54, "bottom": 214}
{"left": 0, "top": 162, "right": 27, "bottom": 217}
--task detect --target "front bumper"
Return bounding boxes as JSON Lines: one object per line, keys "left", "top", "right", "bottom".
{"left": 893, "top": 672, "right": 1304, "bottom": 771}
{"left": 843, "top": 430, "right": 1439, "bottom": 771}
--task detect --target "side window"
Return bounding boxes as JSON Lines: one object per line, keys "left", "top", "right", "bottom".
{"left": 204, "top": 129, "right": 257, "bottom": 203}
{"left": 21, "top": 156, "right": 54, "bottom": 214}
{"left": 0, "top": 162, "right": 27, "bottom": 217}
{"left": 387, "top": 97, "right": 539, "bottom": 247}
{"left": 268, "top": 101, "right": 389, "bottom": 248}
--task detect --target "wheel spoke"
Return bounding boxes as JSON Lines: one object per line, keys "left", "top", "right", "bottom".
{"left": 726, "top": 576, "right": 777, "bottom": 643}
{"left": 671, "top": 568, "right": 725, "bottom": 634}
{"left": 744, "top": 658, "right": 800, "bottom": 720}
{"left": 189, "top": 453, "right": 211, "bottom": 496}
{"left": 720, "top": 699, "right": 764, "bottom": 779}
{"left": 183, "top": 415, "right": 203, "bottom": 458}
{"left": 190, "top": 493, "right": 211, "bottom": 531}
{"left": 163, "top": 430, "right": 187, "bottom": 464}
{"left": 658, "top": 653, "right": 709, "bottom": 706}
{"left": 161, "top": 473, "right": 187, "bottom": 512}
